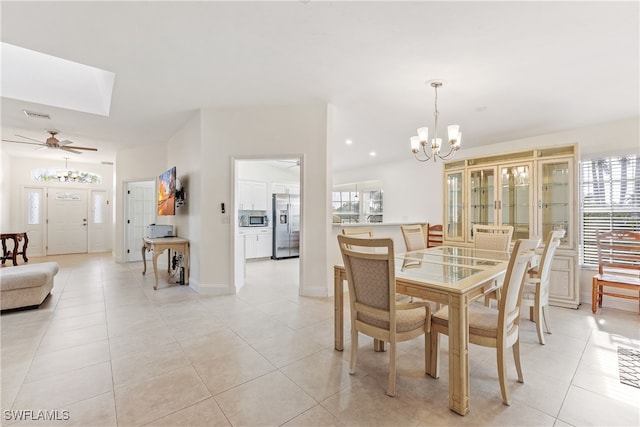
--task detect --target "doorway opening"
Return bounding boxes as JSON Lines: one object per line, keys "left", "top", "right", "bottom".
{"left": 123, "top": 179, "right": 155, "bottom": 262}
{"left": 233, "top": 157, "right": 302, "bottom": 294}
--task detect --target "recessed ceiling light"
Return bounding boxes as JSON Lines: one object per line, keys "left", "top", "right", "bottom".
{"left": 345, "top": 139, "right": 353, "bottom": 145}
{"left": 369, "top": 152, "right": 376, "bottom": 157}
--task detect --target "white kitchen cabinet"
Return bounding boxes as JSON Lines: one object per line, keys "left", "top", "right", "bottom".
{"left": 271, "top": 182, "right": 299, "bottom": 195}
{"left": 243, "top": 228, "right": 272, "bottom": 259}
{"left": 239, "top": 180, "right": 268, "bottom": 210}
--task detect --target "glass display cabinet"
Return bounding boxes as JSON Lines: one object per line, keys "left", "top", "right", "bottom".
{"left": 442, "top": 145, "right": 578, "bottom": 308}
{"left": 444, "top": 169, "right": 465, "bottom": 241}
{"left": 539, "top": 159, "right": 573, "bottom": 248}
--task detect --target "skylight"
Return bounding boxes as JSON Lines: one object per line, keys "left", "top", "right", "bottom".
{"left": 0, "top": 42, "right": 115, "bottom": 116}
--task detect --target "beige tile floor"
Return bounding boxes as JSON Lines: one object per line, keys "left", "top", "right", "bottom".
{"left": 2, "top": 253, "right": 639, "bottom": 426}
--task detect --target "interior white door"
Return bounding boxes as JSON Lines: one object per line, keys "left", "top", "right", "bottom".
{"left": 47, "top": 189, "right": 88, "bottom": 255}
{"left": 89, "top": 190, "right": 109, "bottom": 252}
{"left": 126, "top": 181, "right": 155, "bottom": 262}
{"left": 21, "top": 186, "right": 45, "bottom": 256}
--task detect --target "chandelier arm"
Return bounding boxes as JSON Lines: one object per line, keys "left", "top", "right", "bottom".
{"left": 413, "top": 152, "right": 432, "bottom": 162}
{"left": 437, "top": 146, "right": 458, "bottom": 160}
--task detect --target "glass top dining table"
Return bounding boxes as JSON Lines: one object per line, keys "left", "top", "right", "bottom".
{"left": 333, "top": 245, "right": 512, "bottom": 416}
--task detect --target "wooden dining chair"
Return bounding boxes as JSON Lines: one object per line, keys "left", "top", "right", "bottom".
{"left": 427, "top": 238, "right": 539, "bottom": 406}
{"left": 427, "top": 224, "right": 443, "bottom": 248}
{"left": 521, "top": 229, "right": 565, "bottom": 345}
{"left": 473, "top": 224, "right": 514, "bottom": 251}
{"left": 474, "top": 224, "right": 515, "bottom": 306}
{"left": 342, "top": 227, "right": 373, "bottom": 238}
{"left": 400, "top": 224, "right": 428, "bottom": 252}
{"left": 337, "top": 235, "right": 431, "bottom": 397}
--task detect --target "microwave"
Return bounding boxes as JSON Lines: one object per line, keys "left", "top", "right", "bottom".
{"left": 248, "top": 215, "right": 268, "bottom": 227}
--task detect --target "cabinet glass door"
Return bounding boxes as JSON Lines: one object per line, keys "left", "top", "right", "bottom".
{"left": 540, "top": 159, "right": 572, "bottom": 247}
{"left": 500, "top": 163, "right": 532, "bottom": 240}
{"left": 469, "top": 167, "right": 496, "bottom": 240}
{"left": 444, "top": 170, "right": 464, "bottom": 241}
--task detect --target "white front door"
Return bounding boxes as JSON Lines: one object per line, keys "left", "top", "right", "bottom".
{"left": 125, "top": 181, "right": 155, "bottom": 262}
{"left": 20, "top": 186, "right": 46, "bottom": 256}
{"left": 89, "top": 190, "right": 109, "bottom": 252}
{"left": 47, "top": 189, "right": 88, "bottom": 255}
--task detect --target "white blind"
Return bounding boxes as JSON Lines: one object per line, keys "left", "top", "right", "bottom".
{"left": 580, "top": 154, "right": 640, "bottom": 266}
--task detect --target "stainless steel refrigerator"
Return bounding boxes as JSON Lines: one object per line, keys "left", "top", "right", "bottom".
{"left": 272, "top": 193, "right": 300, "bottom": 259}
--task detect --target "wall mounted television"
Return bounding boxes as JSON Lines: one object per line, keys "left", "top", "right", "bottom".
{"left": 157, "top": 166, "right": 176, "bottom": 215}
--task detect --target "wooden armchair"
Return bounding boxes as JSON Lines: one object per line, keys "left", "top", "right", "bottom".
{"left": 592, "top": 229, "right": 640, "bottom": 313}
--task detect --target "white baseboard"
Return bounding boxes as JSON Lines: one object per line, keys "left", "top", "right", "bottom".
{"left": 191, "top": 281, "right": 235, "bottom": 295}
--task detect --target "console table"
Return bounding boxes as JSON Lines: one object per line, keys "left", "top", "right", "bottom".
{"left": 141, "top": 237, "right": 190, "bottom": 290}
{"left": 1, "top": 232, "right": 29, "bottom": 266}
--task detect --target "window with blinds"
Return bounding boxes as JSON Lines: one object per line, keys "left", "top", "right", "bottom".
{"left": 580, "top": 154, "right": 640, "bottom": 266}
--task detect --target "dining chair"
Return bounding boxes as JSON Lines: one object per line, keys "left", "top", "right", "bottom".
{"left": 427, "top": 224, "right": 443, "bottom": 248}
{"left": 473, "top": 224, "right": 514, "bottom": 251}
{"left": 473, "top": 224, "right": 515, "bottom": 306}
{"left": 522, "top": 229, "right": 565, "bottom": 345}
{"left": 427, "top": 238, "right": 539, "bottom": 405}
{"left": 337, "top": 235, "right": 431, "bottom": 397}
{"left": 342, "top": 227, "right": 373, "bottom": 238}
{"left": 400, "top": 224, "right": 427, "bottom": 252}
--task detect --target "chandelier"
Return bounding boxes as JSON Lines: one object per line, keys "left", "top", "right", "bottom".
{"left": 410, "top": 81, "right": 462, "bottom": 162}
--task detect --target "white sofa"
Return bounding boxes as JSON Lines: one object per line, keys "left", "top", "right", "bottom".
{"left": 1, "top": 262, "right": 58, "bottom": 311}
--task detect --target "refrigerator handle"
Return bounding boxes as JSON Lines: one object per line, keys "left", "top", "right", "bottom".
{"left": 287, "top": 204, "right": 291, "bottom": 233}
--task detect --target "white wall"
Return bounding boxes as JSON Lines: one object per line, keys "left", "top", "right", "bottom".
{"left": 114, "top": 142, "right": 167, "bottom": 262}
{"left": 192, "top": 104, "right": 330, "bottom": 296}
{"left": 0, "top": 150, "right": 11, "bottom": 230}
{"left": 166, "top": 113, "right": 202, "bottom": 289}
{"left": 333, "top": 157, "right": 442, "bottom": 224}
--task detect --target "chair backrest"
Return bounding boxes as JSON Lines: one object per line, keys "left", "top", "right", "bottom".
{"left": 342, "top": 227, "right": 373, "bottom": 239}
{"left": 473, "top": 224, "right": 514, "bottom": 251}
{"left": 427, "top": 224, "right": 443, "bottom": 248}
{"left": 595, "top": 229, "right": 640, "bottom": 276}
{"left": 537, "top": 229, "right": 565, "bottom": 284}
{"left": 337, "top": 235, "right": 396, "bottom": 332}
{"left": 498, "top": 238, "right": 540, "bottom": 341}
{"left": 400, "top": 224, "right": 427, "bottom": 252}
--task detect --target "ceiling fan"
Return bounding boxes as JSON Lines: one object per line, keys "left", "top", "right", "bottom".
{"left": 2, "top": 131, "right": 98, "bottom": 154}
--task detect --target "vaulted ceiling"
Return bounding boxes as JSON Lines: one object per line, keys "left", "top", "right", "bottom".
{"left": 1, "top": 1, "right": 638, "bottom": 170}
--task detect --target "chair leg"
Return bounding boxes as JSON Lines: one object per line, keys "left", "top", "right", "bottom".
{"left": 429, "top": 331, "right": 440, "bottom": 379}
{"left": 513, "top": 339, "right": 524, "bottom": 384}
{"left": 592, "top": 278, "right": 598, "bottom": 313}
{"left": 541, "top": 304, "right": 552, "bottom": 334}
{"left": 534, "top": 293, "right": 545, "bottom": 345}
{"left": 349, "top": 329, "right": 358, "bottom": 375}
{"left": 497, "top": 345, "right": 510, "bottom": 406}
{"left": 386, "top": 341, "right": 397, "bottom": 397}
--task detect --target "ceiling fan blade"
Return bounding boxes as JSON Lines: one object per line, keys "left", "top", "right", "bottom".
{"left": 68, "top": 146, "right": 98, "bottom": 151}
{"left": 58, "top": 139, "right": 74, "bottom": 146}
{"left": 60, "top": 146, "right": 83, "bottom": 154}
{"left": 15, "top": 134, "right": 44, "bottom": 143}
{"left": 2, "top": 139, "right": 44, "bottom": 146}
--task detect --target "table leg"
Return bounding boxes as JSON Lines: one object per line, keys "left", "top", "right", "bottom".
{"left": 141, "top": 244, "right": 148, "bottom": 275}
{"left": 20, "top": 233, "right": 29, "bottom": 262}
{"left": 152, "top": 249, "right": 162, "bottom": 290}
{"left": 10, "top": 237, "right": 18, "bottom": 266}
{"left": 334, "top": 267, "right": 344, "bottom": 351}
{"left": 448, "top": 293, "right": 470, "bottom": 416}
{"left": 184, "top": 244, "right": 190, "bottom": 285}
{"left": 1, "top": 238, "right": 7, "bottom": 265}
